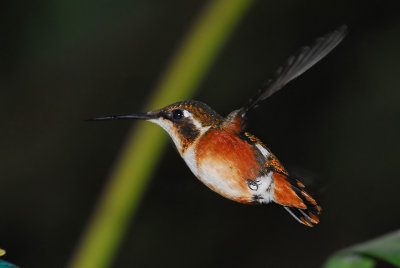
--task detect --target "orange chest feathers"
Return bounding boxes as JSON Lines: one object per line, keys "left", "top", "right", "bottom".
{"left": 195, "top": 129, "right": 263, "bottom": 185}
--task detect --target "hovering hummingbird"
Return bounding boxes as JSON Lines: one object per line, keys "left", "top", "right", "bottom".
{"left": 91, "top": 26, "right": 347, "bottom": 227}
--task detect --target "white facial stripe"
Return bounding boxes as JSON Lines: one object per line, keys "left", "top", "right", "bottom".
{"left": 182, "top": 110, "right": 204, "bottom": 130}
{"left": 190, "top": 117, "right": 203, "bottom": 130}
{"left": 255, "top": 143, "right": 270, "bottom": 157}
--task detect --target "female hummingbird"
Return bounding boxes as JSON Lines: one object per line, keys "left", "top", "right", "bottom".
{"left": 91, "top": 26, "right": 347, "bottom": 227}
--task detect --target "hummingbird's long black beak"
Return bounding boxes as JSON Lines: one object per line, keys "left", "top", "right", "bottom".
{"left": 88, "top": 111, "right": 158, "bottom": 121}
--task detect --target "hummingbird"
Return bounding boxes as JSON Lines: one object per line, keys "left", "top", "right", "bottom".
{"left": 91, "top": 26, "right": 347, "bottom": 227}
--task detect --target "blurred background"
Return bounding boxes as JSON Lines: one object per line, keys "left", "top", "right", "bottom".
{"left": 1, "top": 0, "right": 400, "bottom": 267}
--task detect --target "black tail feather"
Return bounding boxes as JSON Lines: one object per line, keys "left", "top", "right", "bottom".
{"left": 277, "top": 173, "right": 322, "bottom": 227}
{"left": 284, "top": 206, "right": 320, "bottom": 227}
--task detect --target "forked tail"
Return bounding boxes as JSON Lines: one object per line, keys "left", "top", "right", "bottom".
{"left": 272, "top": 172, "right": 321, "bottom": 227}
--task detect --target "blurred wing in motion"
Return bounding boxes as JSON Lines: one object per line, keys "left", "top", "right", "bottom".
{"left": 240, "top": 25, "right": 347, "bottom": 116}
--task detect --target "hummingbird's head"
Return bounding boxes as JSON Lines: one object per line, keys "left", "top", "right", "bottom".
{"left": 91, "top": 100, "right": 223, "bottom": 153}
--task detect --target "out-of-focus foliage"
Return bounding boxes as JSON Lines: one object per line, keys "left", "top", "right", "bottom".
{"left": 0, "top": 260, "right": 18, "bottom": 268}
{"left": 0, "top": 250, "right": 18, "bottom": 268}
{"left": 324, "top": 230, "right": 400, "bottom": 268}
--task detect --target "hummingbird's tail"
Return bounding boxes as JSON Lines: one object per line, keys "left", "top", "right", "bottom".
{"left": 272, "top": 172, "right": 321, "bottom": 227}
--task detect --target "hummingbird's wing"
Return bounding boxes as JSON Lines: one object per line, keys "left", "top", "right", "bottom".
{"left": 240, "top": 25, "right": 347, "bottom": 116}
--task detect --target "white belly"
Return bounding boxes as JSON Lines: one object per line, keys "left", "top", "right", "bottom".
{"left": 181, "top": 145, "right": 245, "bottom": 200}
{"left": 182, "top": 145, "right": 273, "bottom": 203}
{"left": 197, "top": 155, "right": 247, "bottom": 200}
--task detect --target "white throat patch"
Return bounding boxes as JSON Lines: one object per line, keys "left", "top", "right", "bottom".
{"left": 149, "top": 111, "right": 210, "bottom": 177}
{"left": 149, "top": 118, "right": 181, "bottom": 149}
{"left": 149, "top": 111, "right": 210, "bottom": 153}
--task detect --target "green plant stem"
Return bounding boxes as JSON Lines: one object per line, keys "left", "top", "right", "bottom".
{"left": 69, "top": 0, "right": 254, "bottom": 267}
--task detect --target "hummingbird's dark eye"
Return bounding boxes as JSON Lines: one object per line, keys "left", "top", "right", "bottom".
{"left": 171, "top": 109, "right": 184, "bottom": 120}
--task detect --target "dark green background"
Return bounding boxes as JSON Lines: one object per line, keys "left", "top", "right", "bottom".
{"left": 1, "top": 0, "right": 399, "bottom": 267}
